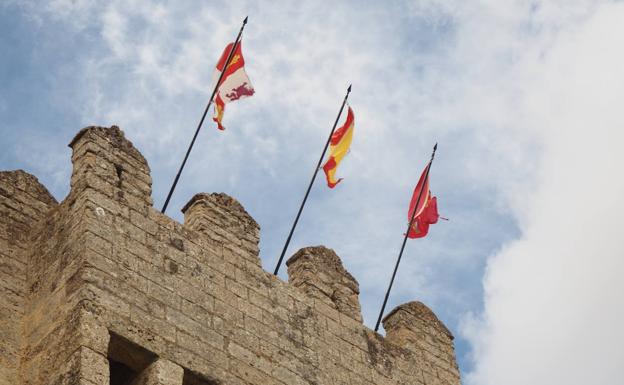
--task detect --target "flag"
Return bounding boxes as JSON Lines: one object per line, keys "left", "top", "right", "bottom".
{"left": 212, "top": 41, "right": 255, "bottom": 130}
{"left": 322, "top": 106, "right": 355, "bottom": 188}
{"left": 408, "top": 192, "right": 439, "bottom": 238}
{"left": 407, "top": 163, "right": 440, "bottom": 238}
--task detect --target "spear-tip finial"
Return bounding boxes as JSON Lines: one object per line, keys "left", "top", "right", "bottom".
{"left": 347, "top": 84, "right": 352, "bottom": 93}
{"left": 431, "top": 142, "right": 438, "bottom": 160}
{"left": 243, "top": 16, "right": 248, "bottom": 24}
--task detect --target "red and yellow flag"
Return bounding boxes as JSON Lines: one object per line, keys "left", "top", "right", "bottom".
{"left": 407, "top": 163, "right": 440, "bottom": 238}
{"left": 322, "top": 107, "right": 355, "bottom": 188}
{"left": 212, "top": 41, "right": 255, "bottom": 130}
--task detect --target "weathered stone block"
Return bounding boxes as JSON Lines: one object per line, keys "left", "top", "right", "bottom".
{"left": 68, "top": 126, "right": 153, "bottom": 207}
{"left": 132, "top": 358, "right": 183, "bottom": 385}
{"left": 383, "top": 301, "right": 460, "bottom": 384}
{"left": 182, "top": 193, "right": 260, "bottom": 266}
{"left": 0, "top": 170, "right": 57, "bottom": 385}
{"left": 287, "top": 246, "right": 363, "bottom": 322}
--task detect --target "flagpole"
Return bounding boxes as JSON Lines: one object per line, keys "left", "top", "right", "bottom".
{"left": 161, "top": 16, "right": 249, "bottom": 214}
{"left": 374, "top": 143, "right": 438, "bottom": 332}
{"left": 273, "top": 85, "right": 352, "bottom": 275}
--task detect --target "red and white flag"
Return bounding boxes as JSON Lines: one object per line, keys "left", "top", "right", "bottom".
{"left": 212, "top": 41, "right": 255, "bottom": 130}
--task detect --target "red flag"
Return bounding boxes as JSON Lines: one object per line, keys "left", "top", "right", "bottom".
{"left": 407, "top": 163, "right": 440, "bottom": 238}
{"left": 408, "top": 163, "right": 431, "bottom": 219}
{"left": 408, "top": 193, "right": 439, "bottom": 238}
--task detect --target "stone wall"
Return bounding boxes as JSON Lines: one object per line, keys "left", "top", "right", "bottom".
{"left": 0, "top": 170, "right": 57, "bottom": 385}
{"left": 0, "top": 125, "right": 461, "bottom": 385}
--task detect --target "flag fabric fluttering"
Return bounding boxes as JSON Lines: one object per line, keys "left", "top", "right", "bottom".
{"left": 322, "top": 106, "right": 355, "bottom": 188}
{"left": 408, "top": 192, "right": 439, "bottom": 238}
{"left": 212, "top": 41, "right": 255, "bottom": 130}
{"left": 407, "top": 163, "right": 440, "bottom": 238}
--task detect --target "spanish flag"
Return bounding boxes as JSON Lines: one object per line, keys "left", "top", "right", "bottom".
{"left": 407, "top": 163, "right": 440, "bottom": 238}
{"left": 212, "top": 41, "right": 255, "bottom": 130}
{"left": 322, "top": 106, "right": 355, "bottom": 188}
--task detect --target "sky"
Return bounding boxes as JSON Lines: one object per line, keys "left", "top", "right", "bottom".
{"left": 1, "top": 0, "right": 623, "bottom": 383}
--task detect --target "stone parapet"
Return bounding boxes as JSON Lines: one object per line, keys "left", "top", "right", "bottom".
{"left": 0, "top": 125, "right": 460, "bottom": 385}
{"left": 69, "top": 125, "right": 153, "bottom": 208}
{"left": 182, "top": 193, "right": 260, "bottom": 267}
{"left": 383, "top": 301, "right": 460, "bottom": 384}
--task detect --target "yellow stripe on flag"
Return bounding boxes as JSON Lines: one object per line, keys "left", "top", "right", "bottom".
{"left": 322, "top": 107, "right": 355, "bottom": 188}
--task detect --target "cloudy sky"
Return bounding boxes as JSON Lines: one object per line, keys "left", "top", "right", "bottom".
{"left": 2, "top": 0, "right": 623, "bottom": 383}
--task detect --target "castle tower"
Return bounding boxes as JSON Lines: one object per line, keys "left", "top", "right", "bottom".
{"left": 0, "top": 125, "right": 461, "bottom": 385}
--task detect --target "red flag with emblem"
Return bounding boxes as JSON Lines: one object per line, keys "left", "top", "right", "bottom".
{"left": 212, "top": 41, "right": 255, "bottom": 130}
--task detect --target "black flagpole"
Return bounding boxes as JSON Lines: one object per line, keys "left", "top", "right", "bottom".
{"left": 161, "top": 16, "right": 249, "bottom": 214}
{"left": 374, "top": 143, "right": 438, "bottom": 332}
{"left": 273, "top": 85, "right": 352, "bottom": 275}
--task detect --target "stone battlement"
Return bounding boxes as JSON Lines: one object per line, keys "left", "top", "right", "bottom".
{"left": 0, "top": 125, "right": 460, "bottom": 385}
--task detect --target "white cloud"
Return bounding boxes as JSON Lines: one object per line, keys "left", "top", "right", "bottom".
{"left": 454, "top": 2, "right": 624, "bottom": 384}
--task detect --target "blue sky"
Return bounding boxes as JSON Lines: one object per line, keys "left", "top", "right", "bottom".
{"left": 2, "top": 1, "right": 623, "bottom": 384}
